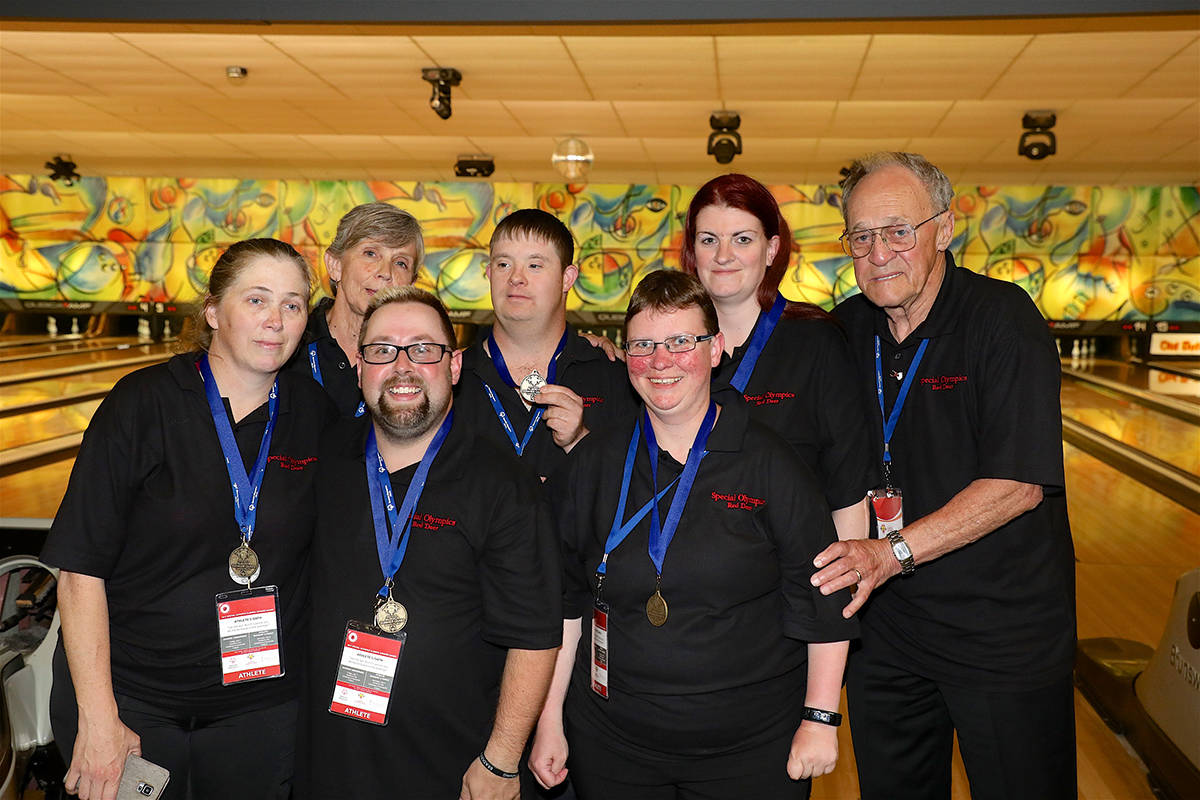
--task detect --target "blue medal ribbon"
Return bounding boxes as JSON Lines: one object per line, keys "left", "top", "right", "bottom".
{"left": 198, "top": 355, "right": 279, "bottom": 543}
{"left": 309, "top": 342, "right": 365, "bottom": 417}
{"left": 481, "top": 328, "right": 569, "bottom": 456}
{"left": 596, "top": 418, "right": 695, "bottom": 576}
{"left": 364, "top": 411, "right": 454, "bottom": 597}
{"left": 874, "top": 335, "right": 929, "bottom": 465}
{"left": 729, "top": 293, "right": 786, "bottom": 393}
{"left": 644, "top": 403, "right": 717, "bottom": 578}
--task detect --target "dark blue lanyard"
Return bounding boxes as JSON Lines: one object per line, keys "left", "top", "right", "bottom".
{"left": 309, "top": 342, "right": 365, "bottom": 418}
{"left": 481, "top": 328, "right": 568, "bottom": 455}
{"left": 596, "top": 419, "right": 694, "bottom": 576}
{"left": 730, "top": 293, "right": 786, "bottom": 393}
{"left": 642, "top": 403, "right": 718, "bottom": 577}
{"left": 364, "top": 411, "right": 453, "bottom": 598}
{"left": 198, "top": 355, "right": 278, "bottom": 543}
{"left": 874, "top": 335, "right": 929, "bottom": 464}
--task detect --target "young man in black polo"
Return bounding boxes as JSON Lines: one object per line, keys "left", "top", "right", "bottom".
{"left": 298, "top": 286, "right": 561, "bottom": 799}
{"left": 811, "top": 152, "right": 1076, "bottom": 800}
{"left": 454, "top": 209, "right": 636, "bottom": 482}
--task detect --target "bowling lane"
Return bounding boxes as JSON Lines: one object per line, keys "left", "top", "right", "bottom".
{"left": 1064, "top": 357, "right": 1200, "bottom": 411}
{"left": 0, "top": 364, "right": 150, "bottom": 414}
{"left": 0, "top": 336, "right": 145, "bottom": 363}
{"left": 0, "top": 400, "right": 101, "bottom": 450}
{"left": 0, "top": 459, "right": 73, "bottom": 519}
{"left": 1061, "top": 378, "right": 1200, "bottom": 476}
{"left": 0, "top": 342, "right": 171, "bottom": 385}
{"left": 0, "top": 334, "right": 84, "bottom": 349}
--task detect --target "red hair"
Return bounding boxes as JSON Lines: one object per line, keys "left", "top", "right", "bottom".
{"left": 680, "top": 173, "right": 829, "bottom": 321}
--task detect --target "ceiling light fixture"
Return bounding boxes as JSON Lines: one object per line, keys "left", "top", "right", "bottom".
{"left": 422, "top": 67, "right": 462, "bottom": 120}
{"left": 707, "top": 111, "right": 742, "bottom": 165}
{"left": 45, "top": 155, "right": 80, "bottom": 186}
{"left": 454, "top": 154, "right": 495, "bottom": 178}
{"left": 226, "top": 65, "right": 248, "bottom": 82}
{"left": 551, "top": 137, "right": 594, "bottom": 182}
{"left": 1018, "top": 111, "right": 1057, "bottom": 161}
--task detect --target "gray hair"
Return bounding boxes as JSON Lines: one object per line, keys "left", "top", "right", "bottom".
{"left": 327, "top": 202, "right": 425, "bottom": 269}
{"left": 839, "top": 152, "right": 954, "bottom": 223}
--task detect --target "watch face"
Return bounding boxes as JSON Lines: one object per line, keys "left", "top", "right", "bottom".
{"left": 893, "top": 540, "right": 913, "bottom": 560}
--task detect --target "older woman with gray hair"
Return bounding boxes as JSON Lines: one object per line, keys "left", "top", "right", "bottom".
{"left": 291, "top": 202, "right": 425, "bottom": 416}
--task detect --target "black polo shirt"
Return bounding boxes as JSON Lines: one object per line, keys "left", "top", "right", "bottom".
{"left": 284, "top": 296, "right": 363, "bottom": 417}
{"left": 299, "top": 414, "right": 562, "bottom": 799}
{"left": 712, "top": 314, "right": 875, "bottom": 511}
{"left": 553, "top": 398, "right": 858, "bottom": 759}
{"left": 454, "top": 325, "right": 637, "bottom": 480}
{"left": 834, "top": 255, "right": 1075, "bottom": 689}
{"left": 42, "top": 353, "right": 333, "bottom": 716}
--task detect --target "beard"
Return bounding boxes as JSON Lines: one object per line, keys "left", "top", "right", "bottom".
{"left": 368, "top": 375, "right": 446, "bottom": 442}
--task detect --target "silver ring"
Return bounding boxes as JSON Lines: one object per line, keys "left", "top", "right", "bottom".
{"left": 852, "top": 568, "right": 863, "bottom": 583}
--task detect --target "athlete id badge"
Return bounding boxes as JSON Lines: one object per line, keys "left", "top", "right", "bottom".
{"left": 329, "top": 621, "right": 406, "bottom": 726}
{"left": 215, "top": 586, "right": 284, "bottom": 685}
{"left": 591, "top": 598, "right": 611, "bottom": 699}
{"left": 869, "top": 486, "right": 904, "bottom": 539}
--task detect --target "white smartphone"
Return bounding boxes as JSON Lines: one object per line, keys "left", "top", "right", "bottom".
{"left": 115, "top": 753, "right": 171, "bottom": 799}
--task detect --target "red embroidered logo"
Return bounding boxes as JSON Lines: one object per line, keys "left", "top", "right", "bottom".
{"left": 268, "top": 455, "right": 317, "bottom": 471}
{"left": 581, "top": 396, "right": 605, "bottom": 409}
{"left": 920, "top": 375, "right": 968, "bottom": 391}
{"left": 742, "top": 391, "right": 796, "bottom": 407}
{"left": 412, "top": 512, "right": 458, "bottom": 532}
{"left": 710, "top": 491, "right": 767, "bottom": 511}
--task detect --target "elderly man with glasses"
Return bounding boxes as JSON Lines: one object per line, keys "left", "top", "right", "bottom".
{"left": 810, "top": 152, "right": 1077, "bottom": 800}
{"left": 297, "top": 286, "right": 561, "bottom": 800}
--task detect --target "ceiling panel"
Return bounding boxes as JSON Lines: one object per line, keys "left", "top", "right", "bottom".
{"left": 1, "top": 21, "right": 1196, "bottom": 186}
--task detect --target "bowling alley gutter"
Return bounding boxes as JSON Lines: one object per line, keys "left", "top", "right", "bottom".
{"left": 1060, "top": 418, "right": 1200, "bottom": 516}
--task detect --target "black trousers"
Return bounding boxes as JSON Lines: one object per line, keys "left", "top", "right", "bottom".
{"left": 846, "top": 643, "right": 1077, "bottom": 800}
{"left": 565, "top": 716, "right": 812, "bottom": 800}
{"left": 52, "top": 657, "right": 296, "bottom": 800}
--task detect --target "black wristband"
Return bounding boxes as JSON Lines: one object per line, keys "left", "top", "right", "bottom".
{"left": 477, "top": 751, "right": 519, "bottom": 779}
{"left": 801, "top": 706, "right": 843, "bottom": 727}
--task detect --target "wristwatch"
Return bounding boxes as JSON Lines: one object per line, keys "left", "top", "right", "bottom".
{"left": 886, "top": 530, "right": 915, "bottom": 575}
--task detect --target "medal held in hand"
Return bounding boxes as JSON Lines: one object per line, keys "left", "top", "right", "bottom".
{"left": 228, "top": 542, "right": 261, "bottom": 585}
{"left": 519, "top": 369, "right": 547, "bottom": 403}
{"left": 374, "top": 593, "right": 408, "bottom": 634}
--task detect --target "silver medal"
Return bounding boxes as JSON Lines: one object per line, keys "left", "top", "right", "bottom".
{"left": 519, "top": 370, "right": 547, "bottom": 403}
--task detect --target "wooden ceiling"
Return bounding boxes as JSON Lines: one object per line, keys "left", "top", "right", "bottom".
{"left": 1, "top": 15, "right": 1197, "bottom": 186}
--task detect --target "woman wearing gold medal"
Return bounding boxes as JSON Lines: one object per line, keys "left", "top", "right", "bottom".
{"left": 42, "top": 239, "right": 332, "bottom": 799}
{"left": 530, "top": 271, "right": 857, "bottom": 799}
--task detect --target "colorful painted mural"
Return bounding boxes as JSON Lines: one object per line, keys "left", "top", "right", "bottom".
{"left": 2, "top": 175, "right": 1197, "bottom": 321}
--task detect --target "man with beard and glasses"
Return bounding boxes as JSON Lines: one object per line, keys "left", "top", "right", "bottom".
{"left": 297, "top": 286, "right": 562, "bottom": 800}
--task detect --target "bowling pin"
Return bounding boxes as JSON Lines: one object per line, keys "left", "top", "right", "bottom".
{"left": 1056, "top": 338, "right": 1062, "bottom": 357}
{"left": 1071, "top": 339, "right": 1080, "bottom": 359}
{"left": 71, "top": 317, "right": 80, "bottom": 335}
{"left": 163, "top": 319, "right": 172, "bottom": 339}
{"left": 47, "top": 316, "right": 58, "bottom": 337}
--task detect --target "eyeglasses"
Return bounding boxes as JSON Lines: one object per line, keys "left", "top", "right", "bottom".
{"left": 360, "top": 342, "right": 451, "bottom": 365}
{"left": 839, "top": 210, "right": 947, "bottom": 258}
{"left": 624, "top": 333, "right": 715, "bottom": 358}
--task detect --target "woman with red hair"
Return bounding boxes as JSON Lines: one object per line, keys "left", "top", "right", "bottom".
{"left": 680, "top": 173, "right": 873, "bottom": 546}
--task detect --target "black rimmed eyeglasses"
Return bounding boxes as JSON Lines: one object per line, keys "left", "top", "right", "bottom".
{"left": 360, "top": 342, "right": 451, "bottom": 365}
{"left": 839, "top": 209, "right": 948, "bottom": 258}
{"left": 624, "top": 333, "right": 715, "bottom": 357}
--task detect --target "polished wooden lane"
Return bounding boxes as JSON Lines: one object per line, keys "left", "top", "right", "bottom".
{"left": 1066, "top": 357, "right": 1200, "bottom": 412}
{"left": 0, "top": 336, "right": 145, "bottom": 364}
{"left": 0, "top": 364, "right": 148, "bottom": 415}
{"left": 0, "top": 459, "right": 72, "bottom": 519}
{"left": 0, "top": 334, "right": 84, "bottom": 349}
{"left": 0, "top": 342, "right": 171, "bottom": 385}
{"left": 0, "top": 401, "right": 101, "bottom": 450}
{"left": 1062, "top": 379, "right": 1200, "bottom": 476}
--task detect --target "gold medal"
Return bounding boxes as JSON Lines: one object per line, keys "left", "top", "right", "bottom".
{"left": 228, "top": 543, "right": 261, "bottom": 585}
{"left": 374, "top": 596, "right": 408, "bottom": 633}
{"left": 519, "top": 370, "right": 547, "bottom": 403}
{"left": 645, "top": 590, "right": 668, "bottom": 627}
